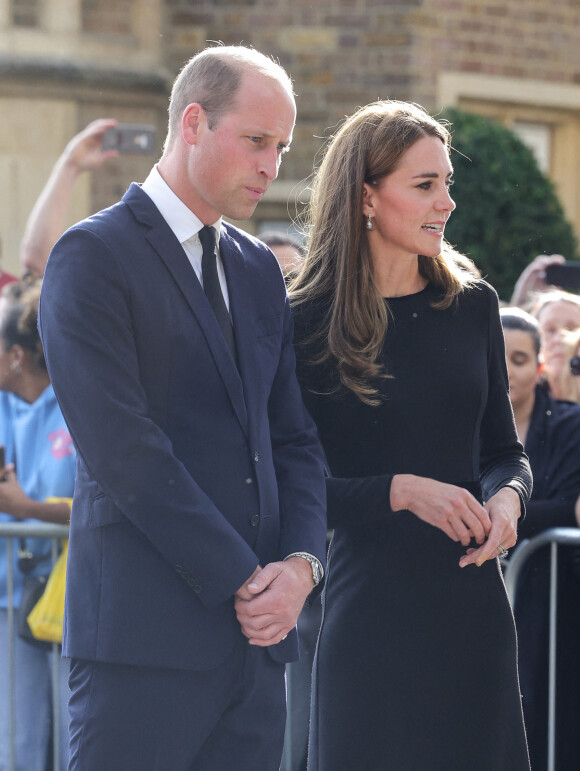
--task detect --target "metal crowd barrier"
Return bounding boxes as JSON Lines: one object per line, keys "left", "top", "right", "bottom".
{"left": 0, "top": 521, "right": 69, "bottom": 771}
{"left": 504, "top": 526, "right": 580, "bottom": 771}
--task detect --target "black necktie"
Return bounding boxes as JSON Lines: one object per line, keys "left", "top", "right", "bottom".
{"left": 198, "top": 226, "right": 236, "bottom": 360}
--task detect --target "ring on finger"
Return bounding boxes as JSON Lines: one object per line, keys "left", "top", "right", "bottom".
{"left": 497, "top": 544, "right": 508, "bottom": 558}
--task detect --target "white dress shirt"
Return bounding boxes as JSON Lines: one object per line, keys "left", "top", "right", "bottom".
{"left": 141, "top": 166, "right": 230, "bottom": 310}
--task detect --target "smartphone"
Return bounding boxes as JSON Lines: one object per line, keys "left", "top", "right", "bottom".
{"left": 545, "top": 262, "right": 580, "bottom": 291}
{"left": 0, "top": 445, "right": 5, "bottom": 482}
{"left": 102, "top": 124, "right": 156, "bottom": 155}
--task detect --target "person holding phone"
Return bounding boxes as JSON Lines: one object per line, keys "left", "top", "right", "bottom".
{"left": 19, "top": 118, "right": 119, "bottom": 277}
{"left": 290, "top": 100, "right": 531, "bottom": 770}
{"left": 0, "top": 276, "right": 75, "bottom": 771}
{"left": 510, "top": 253, "right": 567, "bottom": 307}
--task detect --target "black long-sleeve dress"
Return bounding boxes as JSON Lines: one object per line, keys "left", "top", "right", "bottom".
{"left": 293, "top": 280, "right": 532, "bottom": 771}
{"left": 514, "top": 385, "right": 580, "bottom": 771}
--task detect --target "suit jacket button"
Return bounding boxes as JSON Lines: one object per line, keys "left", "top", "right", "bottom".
{"left": 187, "top": 578, "right": 202, "bottom": 593}
{"left": 250, "top": 514, "right": 260, "bottom": 527}
{"left": 254, "top": 450, "right": 259, "bottom": 462}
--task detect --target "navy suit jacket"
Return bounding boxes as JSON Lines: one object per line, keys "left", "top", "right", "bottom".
{"left": 39, "top": 183, "right": 327, "bottom": 671}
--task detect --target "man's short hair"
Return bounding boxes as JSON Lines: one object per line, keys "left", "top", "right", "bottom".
{"left": 166, "top": 45, "right": 294, "bottom": 148}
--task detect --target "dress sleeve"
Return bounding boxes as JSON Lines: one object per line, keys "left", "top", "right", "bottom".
{"left": 479, "top": 284, "right": 533, "bottom": 511}
{"left": 325, "top": 475, "right": 394, "bottom": 529}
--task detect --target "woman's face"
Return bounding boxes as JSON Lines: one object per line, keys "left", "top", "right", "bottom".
{"left": 503, "top": 328, "right": 540, "bottom": 412}
{"left": 363, "top": 135, "right": 456, "bottom": 261}
{"left": 537, "top": 300, "right": 580, "bottom": 379}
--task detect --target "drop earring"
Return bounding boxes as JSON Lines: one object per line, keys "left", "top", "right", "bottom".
{"left": 366, "top": 214, "right": 373, "bottom": 231}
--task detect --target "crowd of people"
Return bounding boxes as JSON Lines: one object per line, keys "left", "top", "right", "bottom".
{"left": 1, "top": 43, "right": 580, "bottom": 771}
{"left": 0, "top": 120, "right": 127, "bottom": 769}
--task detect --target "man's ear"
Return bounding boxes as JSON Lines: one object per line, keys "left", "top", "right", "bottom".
{"left": 182, "top": 103, "right": 204, "bottom": 146}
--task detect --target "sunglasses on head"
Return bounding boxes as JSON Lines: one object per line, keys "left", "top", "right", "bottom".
{"left": 570, "top": 356, "right": 580, "bottom": 376}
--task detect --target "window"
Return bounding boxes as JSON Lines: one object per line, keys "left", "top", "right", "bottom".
{"left": 81, "top": 0, "right": 133, "bottom": 36}
{"left": 512, "top": 122, "right": 551, "bottom": 174}
{"left": 11, "top": 0, "right": 40, "bottom": 27}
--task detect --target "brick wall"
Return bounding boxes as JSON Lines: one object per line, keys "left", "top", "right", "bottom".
{"left": 3, "top": 0, "right": 580, "bottom": 269}
{"left": 158, "top": 0, "right": 580, "bottom": 189}
{"left": 161, "top": 0, "right": 424, "bottom": 187}
{"left": 411, "top": 0, "right": 580, "bottom": 108}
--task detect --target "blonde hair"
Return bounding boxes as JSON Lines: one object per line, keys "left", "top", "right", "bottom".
{"left": 290, "top": 100, "right": 478, "bottom": 404}
{"left": 531, "top": 288, "right": 580, "bottom": 322}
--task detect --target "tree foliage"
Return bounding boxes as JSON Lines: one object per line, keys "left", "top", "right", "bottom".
{"left": 441, "top": 108, "right": 578, "bottom": 300}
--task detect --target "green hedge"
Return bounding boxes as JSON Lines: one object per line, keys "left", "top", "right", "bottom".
{"left": 441, "top": 108, "right": 578, "bottom": 300}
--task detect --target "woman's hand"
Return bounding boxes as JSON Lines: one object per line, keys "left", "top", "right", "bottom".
{"left": 390, "top": 474, "right": 492, "bottom": 547}
{"left": 459, "top": 486, "right": 521, "bottom": 568}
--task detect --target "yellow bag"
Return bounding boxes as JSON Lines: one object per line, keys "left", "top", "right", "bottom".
{"left": 27, "top": 496, "right": 72, "bottom": 643}
{"left": 27, "top": 539, "right": 68, "bottom": 643}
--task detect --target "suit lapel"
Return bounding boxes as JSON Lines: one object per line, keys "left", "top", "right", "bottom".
{"left": 124, "top": 185, "right": 249, "bottom": 436}
{"left": 220, "top": 230, "right": 258, "bottom": 406}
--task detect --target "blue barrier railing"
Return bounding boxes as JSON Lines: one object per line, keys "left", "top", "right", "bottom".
{"left": 0, "top": 521, "right": 69, "bottom": 771}
{"left": 504, "top": 526, "right": 580, "bottom": 771}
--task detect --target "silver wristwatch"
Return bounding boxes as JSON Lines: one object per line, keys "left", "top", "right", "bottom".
{"left": 284, "top": 551, "right": 323, "bottom": 586}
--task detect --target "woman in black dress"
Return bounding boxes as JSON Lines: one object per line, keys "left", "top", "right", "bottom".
{"left": 290, "top": 101, "right": 532, "bottom": 770}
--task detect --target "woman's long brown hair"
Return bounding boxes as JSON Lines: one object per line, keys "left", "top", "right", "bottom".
{"left": 290, "top": 100, "right": 478, "bottom": 405}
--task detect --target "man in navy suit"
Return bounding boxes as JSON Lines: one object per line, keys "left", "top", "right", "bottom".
{"left": 39, "top": 45, "right": 327, "bottom": 770}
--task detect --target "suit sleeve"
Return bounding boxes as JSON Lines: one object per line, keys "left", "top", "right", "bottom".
{"left": 267, "top": 293, "right": 328, "bottom": 567}
{"left": 39, "top": 226, "right": 260, "bottom": 608}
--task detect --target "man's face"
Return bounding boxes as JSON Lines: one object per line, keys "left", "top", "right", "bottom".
{"left": 184, "top": 72, "right": 296, "bottom": 223}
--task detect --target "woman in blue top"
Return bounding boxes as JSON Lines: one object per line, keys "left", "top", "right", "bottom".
{"left": 0, "top": 276, "right": 75, "bottom": 771}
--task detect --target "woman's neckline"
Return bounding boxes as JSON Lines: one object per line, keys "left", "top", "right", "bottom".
{"left": 383, "top": 282, "right": 432, "bottom": 301}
